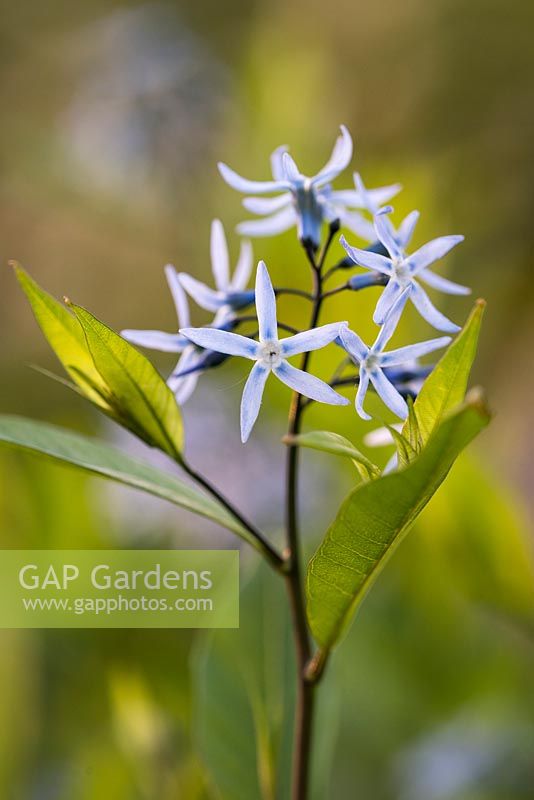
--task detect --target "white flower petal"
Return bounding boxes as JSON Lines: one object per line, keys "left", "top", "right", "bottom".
{"left": 179, "top": 274, "right": 225, "bottom": 313}
{"left": 240, "top": 362, "right": 270, "bottom": 443}
{"left": 242, "top": 194, "right": 292, "bottom": 214}
{"left": 164, "top": 264, "right": 190, "bottom": 327}
{"left": 270, "top": 144, "right": 289, "bottom": 180}
{"left": 218, "top": 162, "right": 290, "bottom": 194}
{"left": 372, "top": 289, "right": 410, "bottom": 352}
{"left": 338, "top": 210, "right": 376, "bottom": 242}
{"left": 230, "top": 239, "right": 253, "bottom": 291}
{"left": 363, "top": 424, "right": 401, "bottom": 448}
{"left": 273, "top": 361, "right": 349, "bottom": 405}
{"left": 374, "top": 208, "right": 402, "bottom": 259}
{"left": 255, "top": 261, "right": 278, "bottom": 342}
{"left": 368, "top": 369, "right": 408, "bottom": 419}
{"left": 418, "top": 268, "right": 471, "bottom": 295}
{"left": 282, "top": 152, "right": 302, "bottom": 182}
{"left": 281, "top": 323, "right": 345, "bottom": 357}
{"left": 121, "top": 329, "right": 186, "bottom": 353}
{"left": 313, "top": 125, "right": 353, "bottom": 185}
{"left": 179, "top": 327, "right": 260, "bottom": 359}
{"left": 355, "top": 369, "right": 371, "bottom": 420}
{"left": 381, "top": 336, "right": 451, "bottom": 367}
{"left": 210, "top": 219, "right": 230, "bottom": 290}
{"left": 409, "top": 235, "right": 464, "bottom": 274}
{"left": 373, "top": 279, "right": 403, "bottom": 325}
{"left": 409, "top": 282, "right": 461, "bottom": 332}
{"left": 339, "top": 325, "right": 368, "bottom": 363}
{"left": 340, "top": 234, "right": 393, "bottom": 275}
{"left": 397, "top": 210, "right": 420, "bottom": 249}
{"left": 237, "top": 206, "right": 296, "bottom": 237}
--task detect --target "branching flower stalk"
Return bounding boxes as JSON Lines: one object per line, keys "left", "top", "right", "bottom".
{"left": 7, "top": 124, "right": 489, "bottom": 800}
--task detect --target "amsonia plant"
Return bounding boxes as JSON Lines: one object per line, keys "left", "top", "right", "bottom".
{"left": 0, "top": 124, "right": 489, "bottom": 800}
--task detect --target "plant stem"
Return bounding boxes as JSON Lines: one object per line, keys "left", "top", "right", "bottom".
{"left": 181, "top": 459, "right": 286, "bottom": 573}
{"left": 285, "top": 231, "right": 333, "bottom": 799}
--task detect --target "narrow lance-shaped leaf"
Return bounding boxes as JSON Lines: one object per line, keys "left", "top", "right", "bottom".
{"left": 14, "top": 264, "right": 112, "bottom": 409}
{"left": 0, "top": 415, "right": 255, "bottom": 544}
{"left": 283, "top": 430, "right": 380, "bottom": 481}
{"left": 306, "top": 393, "right": 491, "bottom": 651}
{"left": 412, "top": 300, "right": 485, "bottom": 442}
{"left": 69, "top": 303, "right": 184, "bottom": 459}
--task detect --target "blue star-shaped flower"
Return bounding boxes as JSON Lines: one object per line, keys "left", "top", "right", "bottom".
{"left": 121, "top": 264, "right": 227, "bottom": 405}
{"left": 218, "top": 127, "right": 397, "bottom": 249}
{"left": 179, "top": 219, "right": 254, "bottom": 317}
{"left": 340, "top": 291, "right": 451, "bottom": 420}
{"left": 341, "top": 206, "right": 470, "bottom": 332}
{"left": 180, "top": 261, "right": 349, "bottom": 442}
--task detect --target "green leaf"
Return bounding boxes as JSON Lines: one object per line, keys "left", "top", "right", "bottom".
{"left": 404, "top": 396, "right": 423, "bottom": 454}
{"left": 412, "top": 299, "right": 485, "bottom": 442}
{"left": 283, "top": 431, "right": 380, "bottom": 481}
{"left": 70, "top": 303, "right": 184, "bottom": 459}
{"left": 385, "top": 423, "right": 417, "bottom": 469}
{"left": 306, "top": 393, "right": 491, "bottom": 651}
{"left": 192, "top": 564, "right": 340, "bottom": 800}
{"left": 14, "top": 264, "right": 112, "bottom": 409}
{"left": 0, "top": 415, "right": 250, "bottom": 541}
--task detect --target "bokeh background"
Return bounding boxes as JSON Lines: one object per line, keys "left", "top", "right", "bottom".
{"left": 0, "top": 1, "right": 533, "bottom": 798}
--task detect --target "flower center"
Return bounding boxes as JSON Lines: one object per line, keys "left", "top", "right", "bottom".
{"left": 363, "top": 353, "right": 380, "bottom": 372}
{"left": 391, "top": 258, "right": 412, "bottom": 286}
{"left": 259, "top": 340, "right": 282, "bottom": 368}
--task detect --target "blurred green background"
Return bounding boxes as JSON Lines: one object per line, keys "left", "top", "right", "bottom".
{"left": 0, "top": 1, "right": 533, "bottom": 798}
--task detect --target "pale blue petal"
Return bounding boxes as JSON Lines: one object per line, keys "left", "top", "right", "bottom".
{"left": 164, "top": 264, "right": 190, "bottom": 328}
{"left": 339, "top": 234, "right": 393, "bottom": 274}
{"left": 369, "top": 369, "right": 408, "bottom": 419}
{"left": 240, "top": 362, "right": 270, "bottom": 443}
{"left": 218, "top": 162, "right": 290, "bottom": 194}
{"left": 397, "top": 210, "right": 420, "bottom": 249}
{"left": 339, "top": 325, "right": 368, "bottom": 363}
{"left": 355, "top": 369, "right": 371, "bottom": 420}
{"left": 383, "top": 453, "right": 398, "bottom": 474}
{"left": 331, "top": 182, "right": 401, "bottom": 209}
{"left": 270, "top": 144, "right": 289, "bottom": 180}
{"left": 280, "top": 322, "right": 345, "bottom": 357}
{"left": 366, "top": 183, "right": 402, "bottom": 209}
{"left": 210, "top": 219, "right": 230, "bottom": 290}
{"left": 168, "top": 348, "right": 201, "bottom": 404}
{"left": 282, "top": 152, "right": 303, "bottom": 182}
{"left": 408, "top": 235, "right": 464, "bottom": 274}
{"left": 255, "top": 261, "right": 278, "bottom": 342}
{"left": 328, "top": 189, "right": 363, "bottom": 205}
{"left": 313, "top": 125, "right": 353, "bottom": 185}
{"left": 121, "top": 329, "right": 187, "bottom": 353}
{"left": 418, "top": 268, "right": 471, "bottom": 295}
{"left": 179, "top": 273, "right": 225, "bottom": 312}
{"left": 242, "top": 194, "right": 292, "bottom": 214}
{"left": 273, "top": 360, "right": 349, "bottom": 405}
{"left": 373, "top": 279, "right": 403, "bottom": 325}
{"left": 409, "top": 282, "right": 461, "bottom": 332}
{"left": 374, "top": 207, "right": 402, "bottom": 258}
{"left": 381, "top": 336, "right": 451, "bottom": 367}
{"left": 339, "top": 211, "right": 376, "bottom": 242}
{"left": 372, "top": 289, "right": 410, "bottom": 352}
{"left": 237, "top": 206, "right": 296, "bottom": 237}
{"left": 179, "top": 327, "right": 260, "bottom": 359}
{"left": 230, "top": 239, "right": 253, "bottom": 291}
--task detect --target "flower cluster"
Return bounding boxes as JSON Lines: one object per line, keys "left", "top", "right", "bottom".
{"left": 122, "top": 125, "right": 470, "bottom": 444}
